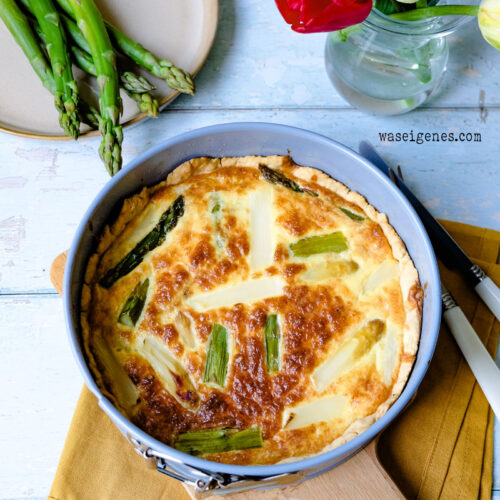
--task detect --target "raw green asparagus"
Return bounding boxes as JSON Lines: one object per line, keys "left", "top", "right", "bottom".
{"left": 203, "top": 324, "right": 229, "bottom": 387}
{"left": 174, "top": 427, "right": 263, "bottom": 456}
{"left": 0, "top": 1, "right": 99, "bottom": 129}
{"left": 118, "top": 278, "right": 149, "bottom": 327}
{"left": 290, "top": 232, "right": 348, "bottom": 257}
{"left": 55, "top": 0, "right": 194, "bottom": 94}
{"left": 99, "top": 196, "right": 185, "bottom": 289}
{"left": 71, "top": 45, "right": 159, "bottom": 118}
{"left": 0, "top": 0, "right": 55, "bottom": 93}
{"left": 264, "top": 314, "right": 280, "bottom": 373}
{"left": 259, "top": 165, "right": 318, "bottom": 197}
{"left": 77, "top": 98, "right": 100, "bottom": 128}
{"left": 26, "top": 0, "right": 80, "bottom": 138}
{"left": 339, "top": 207, "right": 365, "bottom": 222}
{"left": 120, "top": 71, "right": 155, "bottom": 94}
{"left": 106, "top": 24, "right": 195, "bottom": 95}
{"left": 61, "top": 12, "right": 159, "bottom": 114}
{"left": 65, "top": 0, "right": 122, "bottom": 175}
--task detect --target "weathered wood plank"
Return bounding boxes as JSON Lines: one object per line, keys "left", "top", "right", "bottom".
{"left": 168, "top": 0, "right": 500, "bottom": 110}
{"left": 0, "top": 107, "right": 498, "bottom": 294}
{"left": 0, "top": 295, "right": 80, "bottom": 499}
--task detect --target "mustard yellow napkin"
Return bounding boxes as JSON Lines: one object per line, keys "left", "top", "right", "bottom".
{"left": 379, "top": 221, "right": 500, "bottom": 499}
{"left": 49, "top": 221, "right": 499, "bottom": 500}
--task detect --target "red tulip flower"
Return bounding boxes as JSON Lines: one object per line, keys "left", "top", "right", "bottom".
{"left": 275, "top": 0, "right": 373, "bottom": 33}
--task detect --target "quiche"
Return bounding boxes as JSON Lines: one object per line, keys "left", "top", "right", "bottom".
{"left": 81, "top": 155, "right": 422, "bottom": 465}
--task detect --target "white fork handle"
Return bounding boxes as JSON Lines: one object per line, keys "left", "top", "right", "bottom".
{"left": 475, "top": 277, "right": 500, "bottom": 322}
{"left": 443, "top": 306, "right": 500, "bottom": 418}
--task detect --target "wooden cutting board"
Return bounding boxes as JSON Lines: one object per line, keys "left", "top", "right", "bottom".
{"left": 50, "top": 252, "right": 404, "bottom": 499}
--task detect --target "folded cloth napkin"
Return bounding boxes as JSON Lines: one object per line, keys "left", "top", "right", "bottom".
{"left": 49, "top": 221, "right": 499, "bottom": 500}
{"left": 378, "top": 221, "right": 500, "bottom": 500}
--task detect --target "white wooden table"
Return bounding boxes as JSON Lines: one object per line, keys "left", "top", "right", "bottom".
{"left": 0, "top": 1, "right": 499, "bottom": 498}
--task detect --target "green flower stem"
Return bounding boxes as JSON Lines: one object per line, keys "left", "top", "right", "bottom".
{"left": 390, "top": 5, "right": 479, "bottom": 21}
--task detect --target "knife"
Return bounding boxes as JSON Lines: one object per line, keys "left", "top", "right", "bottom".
{"left": 441, "top": 283, "right": 500, "bottom": 417}
{"left": 358, "top": 141, "right": 500, "bottom": 418}
{"left": 359, "top": 141, "right": 500, "bottom": 322}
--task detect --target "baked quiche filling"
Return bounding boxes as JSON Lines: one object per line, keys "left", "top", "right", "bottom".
{"left": 81, "top": 155, "right": 422, "bottom": 465}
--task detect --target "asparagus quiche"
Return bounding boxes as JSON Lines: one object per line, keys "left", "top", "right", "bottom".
{"left": 81, "top": 155, "right": 422, "bottom": 465}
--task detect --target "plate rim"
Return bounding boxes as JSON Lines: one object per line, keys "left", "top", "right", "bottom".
{"left": 0, "top": 0, "right": 219, "bottom": 140}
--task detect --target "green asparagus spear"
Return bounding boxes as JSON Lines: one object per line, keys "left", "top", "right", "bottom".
{"left": 132, "top": 92, "right": 158, "bottom": 118}
{"left": 339, "top": 207, "right": 365, "bottom": 222}
{"left": 61, "top": 13, "right": 157, "bottom": 95}
{"left": 55, "top": 0, "right": 194, "bottom": 94}
{"left": 68, "top": 42, "right": 94, "bottom": 70}
{"left": 106, "top": 24, "right": 195, "bottom": 95}
{"left": 290, "top": 232, "right": 348, "bottom": 257}
{"left": 264, "top": 314, "right": 280, "bottom": 373}
{"left": 203, "top": 324, "right": 229, "bottom": 387}
{"left": 77, "top": 98, "right": 100, "bottom": 129}
{"left": 259, "top": 165, "right": 318, "bottom": 197}
{"left": 65, "top": 0, "right": 122, "bottom": 175}
{"left": 71, "top": 45, "right": 159, "bottom": 118}
{"left": 121, "top": 84, "right": 158, "bottom": 118}
{"left": 0, "top": 1, "right": 99, "bottom": 130}
{"left": 0, "top": 0, "right": 56, "bottom": 93}
{"left": 99, "top": 196, "right": 185, "bottom": 289}
{"left": 27, "top": 0, "right": 80, "bottom": 139}
{"left": 228, "top": 427, "right": 263, "bottom": 451}
{"left": 174, "top": 427, "right": 263, "bottom": 456}
{"left": 62, "top": 13, "right": 159, "bottom": 116}
{"left": 30, "top": 23, "right": 103, "bottom": 130}
{"left": 60, "top": 8, "right": 88, "bottom": 47}
{"left": 120, "top": 71, "right": 155, "bottom": 93}
{"left": 118, "top": 278, "right": 149, "bottom": 327}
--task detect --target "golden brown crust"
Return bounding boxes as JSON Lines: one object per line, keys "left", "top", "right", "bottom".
{"left": 81, "top": 155, "right": 422, "bottom": 465}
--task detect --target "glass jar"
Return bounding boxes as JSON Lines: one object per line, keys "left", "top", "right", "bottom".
{"left": 325, "top": 8, "right": 473, "bottom": 114}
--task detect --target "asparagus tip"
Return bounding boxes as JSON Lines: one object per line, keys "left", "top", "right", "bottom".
{"left": 98, "top": 120, "right": 123, "bottom": 176}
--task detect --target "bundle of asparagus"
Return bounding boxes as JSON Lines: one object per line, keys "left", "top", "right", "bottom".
{"left": 0, "top": 0, "right": 195, "bottom": 175}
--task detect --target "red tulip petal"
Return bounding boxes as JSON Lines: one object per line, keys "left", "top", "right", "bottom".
{"left": 275, "top": 0, "right": 301, "bottom": 25}
{"left": 277, "top": 0, "right": 372, "bottom": 33}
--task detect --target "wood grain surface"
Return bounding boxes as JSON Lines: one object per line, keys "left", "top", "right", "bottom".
{"left": 186, "top": 439, "right": 404, "bottom": 499}
{"left": 1, "top": 0, "right": 499, "bottom": 498}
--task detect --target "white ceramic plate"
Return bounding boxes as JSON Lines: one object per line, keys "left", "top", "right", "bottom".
{"left": 0, "top": 0, "right": 218, "bottom": 138}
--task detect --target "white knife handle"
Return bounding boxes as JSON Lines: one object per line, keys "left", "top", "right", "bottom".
{"left": 475, "top": 277, "right": 500, "bottom": 322}
{"left": 443, "top": 306, "right": 500, "bottom": 418}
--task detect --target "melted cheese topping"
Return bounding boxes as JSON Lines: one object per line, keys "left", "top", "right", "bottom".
{"left": 81, "top": 155, "right": 422, "bottom": 465}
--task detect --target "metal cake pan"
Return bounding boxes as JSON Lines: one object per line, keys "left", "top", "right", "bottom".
{"left": 63, "top": 122, "right": 441, "bottom": 494}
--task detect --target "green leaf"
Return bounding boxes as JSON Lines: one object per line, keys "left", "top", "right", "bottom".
{"left": 375, "top": 0, "right": 405, "bottom": 15}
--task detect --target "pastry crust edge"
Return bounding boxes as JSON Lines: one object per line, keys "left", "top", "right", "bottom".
{"left": 81, "top": 154, "right": 423, "bottom": 463}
